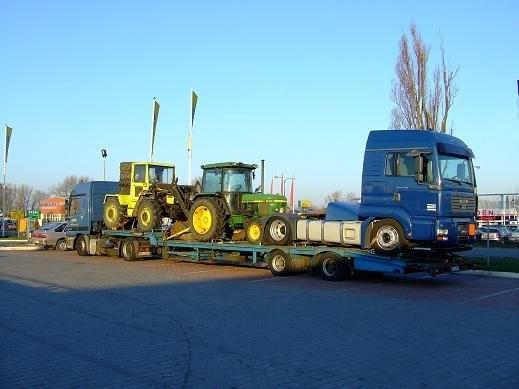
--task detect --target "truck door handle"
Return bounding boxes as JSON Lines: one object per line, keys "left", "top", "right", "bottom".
{"left": 393, "top": 192, "right": 401, "bottom": 202}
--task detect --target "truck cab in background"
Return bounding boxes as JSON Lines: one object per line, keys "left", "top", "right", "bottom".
{"left": 65, "top": 181, "right": 119, "bottom": 250}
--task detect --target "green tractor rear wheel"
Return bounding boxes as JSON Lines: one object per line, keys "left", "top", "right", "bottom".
{"left": 188, "top": 198, "right": 227, "bottom": 241}
{"left": 137, "top": 198, "right": 162, "bottom": 232}
{"left": 104, "top": 197, "right": 124, "bottom": 229}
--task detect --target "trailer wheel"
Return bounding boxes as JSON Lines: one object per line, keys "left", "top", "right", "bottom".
{"left": 137, "top": 198, "right": 162, "bottom": 232}
{"left": 315, "top": 252, "right": 351, "bottom": 281}
{"left": 121, "top": 238, "right": 137, "bottom": 261}
{"left": 268, "top": 249, "right": 292, "bottom": 276}
{"left": 55, "top": 238, "right": 67, "bottom": 251}
{"left": 264, "top": 216, "right": 292, "bottom": 246}
{"left": 370, "top": 219, "right": 408, "bottom": 256}
{"left": 76, "top": 236, "right": 89, "bottom": 256}
{"left": 245, "top": 219, "right": 263, "bottom": 244}
{"left": 104, "top": 197, "right": 124, "bottom": 230}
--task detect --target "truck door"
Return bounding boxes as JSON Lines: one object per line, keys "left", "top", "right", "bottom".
{"left": 392, "top": 152, "right": 437, "bottom": 240}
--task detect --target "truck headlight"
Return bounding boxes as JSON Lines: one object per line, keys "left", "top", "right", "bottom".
{"left": 436, "top": 228, "right": 449, "bottom": 241}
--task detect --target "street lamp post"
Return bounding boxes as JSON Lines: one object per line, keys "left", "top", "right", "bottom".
{"left": 101, "top": 149, "right": 107, "bottom": 181}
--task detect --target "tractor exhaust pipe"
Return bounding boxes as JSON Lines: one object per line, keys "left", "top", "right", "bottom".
{"left": 260, "top": 159, "right": 265, "bottom": 194}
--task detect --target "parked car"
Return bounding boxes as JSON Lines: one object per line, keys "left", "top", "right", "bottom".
{"left": 30, "top": 222, "right": 68, "bottom": 250}
{"left": 476, "top": 226, "right": 508, "bottom": 242}
{"left": 506, "top": 225, "right": 519, "bottom": 242}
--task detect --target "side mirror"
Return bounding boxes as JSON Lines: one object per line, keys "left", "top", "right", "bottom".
{"left": 414, "top": 155, "right": 424, "bottom": 182}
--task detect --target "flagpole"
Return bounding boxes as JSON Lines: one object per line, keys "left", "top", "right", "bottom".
{"left": 2, "top": 125, "right": 7, "bottom": 237}
{"left": 188, "top": 90, "right": 192, "bottom": 184}
{"left": 149, "top": 97, "right": 156, "bottom": 161}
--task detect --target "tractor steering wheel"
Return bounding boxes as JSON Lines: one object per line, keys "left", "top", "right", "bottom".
{"left": 231, "top": 184, "right": 242, "bottom": 191}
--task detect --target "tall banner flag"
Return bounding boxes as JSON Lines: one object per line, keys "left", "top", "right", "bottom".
{"left": 5, "top": 125, "right": 12, "bottom": 164}
{"left": 188, "top": 90, "right": 198, "bottom": 183}
{"left": 149, "top": 98, "right": 160, "bottom": 160}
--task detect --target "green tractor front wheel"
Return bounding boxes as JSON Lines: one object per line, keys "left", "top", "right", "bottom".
{"left": 245, "top": 219, "right": 263, "bottom": 244}
{"left": 188, "top": 198, "right": 227, "bottom": 241}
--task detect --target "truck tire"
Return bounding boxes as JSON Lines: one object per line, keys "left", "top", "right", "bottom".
{"left": 104, "top": 197, "right": 124, "bottom": 230}
{"left": 137, "top": 198, "right": 162, "bottom": 232}
{"left": 268, "top": 249, "right": 292, "bottom": 276}
{"left": 188, "top": 198, "right": 227, "bottom": 241}
{"left": 76, "top": 236, "right": 89, "bottom": 256}
{"left": 121, "top": 238, "right": 137, "bottom": 261}
{"left": 55, "top": 238, "right": 67, "bottom": 251}
{"left": 370, "top": 219, "right": 408, "bottom": 256}
{"left": 245, "top": 219, "right": 263, "bottom": 244}
{"left": 315, "top": 252, "right": 352, "bottom": 281}
{"left": 264, "top": 216, "right": 292, "bottom": 246}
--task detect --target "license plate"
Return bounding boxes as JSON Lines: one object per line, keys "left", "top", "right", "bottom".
{"left": 451, "top": 266, "right": 459, "bottom": 271}
{"left": 138, "top": 251, "right": 152, "bottom": 257}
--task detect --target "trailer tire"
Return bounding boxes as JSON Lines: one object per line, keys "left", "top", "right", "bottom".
{"left": 76, "top": 236, "right": 89, "bottom": 256}
{"left": 370, "top": 219, "right": 408, "bottom": 256}
{"left": 245, "top": 219, "right": 263, "bottom": 244}
{"left": 264, "top": 216, "right": 292, "bottom": 246}
{"left": 268, "top": 249, "right": 292, "bottom": 276}
{"left": 137, "top": 198, "right": 162, "bottom": 232}
{"left": 315, "top": 252, "right": 351, "bottom": 281}
{"left": 55, "top": 238, "right": 67, "bottom": 251}
{"left": 104, "top": 197, "right": 124, "bottom": 230}
{"left": 121, "top": 238, "right": 137, "bottom": 261}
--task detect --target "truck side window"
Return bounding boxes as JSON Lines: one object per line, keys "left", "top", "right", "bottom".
{"left": 396, "top": 153, "right": 415, "bottom": 177}
{"left": 69, "top": 198, "right": 80, "bottom": 216}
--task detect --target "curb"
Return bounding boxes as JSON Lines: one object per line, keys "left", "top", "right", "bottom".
{"left": 0, "top": 245, "right": 44, "bottom": 252}
{"left": 454, "top": 270, "right": 519, "bottom": 279}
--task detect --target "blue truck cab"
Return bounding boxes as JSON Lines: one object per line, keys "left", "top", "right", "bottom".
{"left": 65, "top": 181, "right": 119, "bottom": 249}
{"left": 359, "top": 130, "right": 477, "bottom": 251}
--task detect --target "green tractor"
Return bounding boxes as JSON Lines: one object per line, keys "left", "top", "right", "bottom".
{"left": 188, "top": 162, "right": 287, "bottom": 243}
{"left": 103, "top": 162, "right": 196, "bottom": 232}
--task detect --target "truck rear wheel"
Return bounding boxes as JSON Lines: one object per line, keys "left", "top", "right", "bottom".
{"left": 188, "top": 198, "right": 227, "bottom": 241}
{"left": 121, "top": 238, "right": 137, "bottom": 261}
{"left": 137, "top": 198, "right": 162, "bottom": 232}
{"left": 245, "top": 219, "right": 263, "bottom": 244}
{"left": 104, "top": 197, "right": 124, "bottom": 230}
{"left": 268, "top": 249, "right": 292, "bottom": 276}
{"left": 264, "top": 216, "right": 292, "bottom": 246}
{"left": 370, "top": 219, "right": 408, "bottom": 256}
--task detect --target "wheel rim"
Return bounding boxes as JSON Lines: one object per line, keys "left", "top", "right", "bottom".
{"left": 140, "top": 207, "right": 151, "bottom": 226}
{"left": 79, "top": 239, "right": 86, "bottom": 251}
{"left": 376, "top": 225, "right": 399, "bottom": 250}
{"left": 193, "top": 206, "right": 212, "bottom": 234}
{"left": 248, "top": 223, "right": 261, "bottom": 241}
{"left": 57, "top": 240, "right": 66, "bottom": 250}
{"left": 322, "top": 257, "right": 337, "bottom": 277}
{"left": 122, "top": 242, "right": 132, "bottom": 257}
{"left": 106, "top": 205, "right": 117, "bottom": 223}
{"left": 269, "top": 220, "right": 286, "bottom": 242}
{"left": 271, "top": 254, "right": 286, "bottom": 272}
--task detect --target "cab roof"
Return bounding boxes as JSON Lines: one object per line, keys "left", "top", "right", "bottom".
{"left": 129, "top": 162, "right": 175, "bottom": 168}
{"left": 201, "top": 162, "right": 257, "bottom": 170}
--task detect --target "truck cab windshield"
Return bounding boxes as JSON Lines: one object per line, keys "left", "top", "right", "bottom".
{"left": 438, "top": 154, "right": 474, "bottom": 186}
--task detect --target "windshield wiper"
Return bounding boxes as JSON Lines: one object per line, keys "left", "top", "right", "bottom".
{"left": 444, "top": 178, "right": 472, "bottom": 186}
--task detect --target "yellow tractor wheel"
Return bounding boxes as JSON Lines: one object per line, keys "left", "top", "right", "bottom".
{"left": 245, "top": 219, "right": 263, "bottom": 244}
{"left": 104, "top": 197, "right": 123, "bottom": 229}
{"left": 137, "top": 198, "right": 162, "bottom": 232}
{"left": 188, "top": 198, "right": 227, "bottom": 241}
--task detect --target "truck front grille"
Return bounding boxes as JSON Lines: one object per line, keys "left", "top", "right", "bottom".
{"left": 451, "top": 196, "right": 476, "bottom": 213}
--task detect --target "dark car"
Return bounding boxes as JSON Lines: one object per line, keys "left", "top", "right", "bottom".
{"left": 30, "top": 222, "right": 68, "bottom": 250}
{"left": 476, "top": 226, "right": 508, "bottom": 242}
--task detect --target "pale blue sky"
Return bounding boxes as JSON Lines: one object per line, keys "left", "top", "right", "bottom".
{"left": 1, "top": 0, "right": 518, "bottom": 205}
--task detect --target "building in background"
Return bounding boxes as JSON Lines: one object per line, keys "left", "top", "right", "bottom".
{"left": 40, "top": 197, "right": 66, "bottom": 223}
{"left": 477, "top": 193, "right": 519, "bottom": 227}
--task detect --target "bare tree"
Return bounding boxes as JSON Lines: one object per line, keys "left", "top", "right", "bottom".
{"left": 49, "top": 175, "right": 91, "bottom": 198}
{"left": 324, "top": 190, "right": 359, "bottom": 205}
{"left": 390, "top": 23, "right": 458, "bottom": 133}
{"left": 29, "top": 190, "right": 48, "bottom": 210}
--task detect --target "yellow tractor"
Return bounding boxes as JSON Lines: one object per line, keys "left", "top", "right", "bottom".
{"left": 103, "top": 162, "right": 196, "bottom": 232}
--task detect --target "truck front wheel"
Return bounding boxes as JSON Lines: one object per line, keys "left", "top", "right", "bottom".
{"left": 76, "top": 236, "right": 89, "bottom": 256}
{"left": 121, "top": 238, "right": 137, "bottom": 261}
{"left": 370, "top": 219, "right": 408, "bottom": 256}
